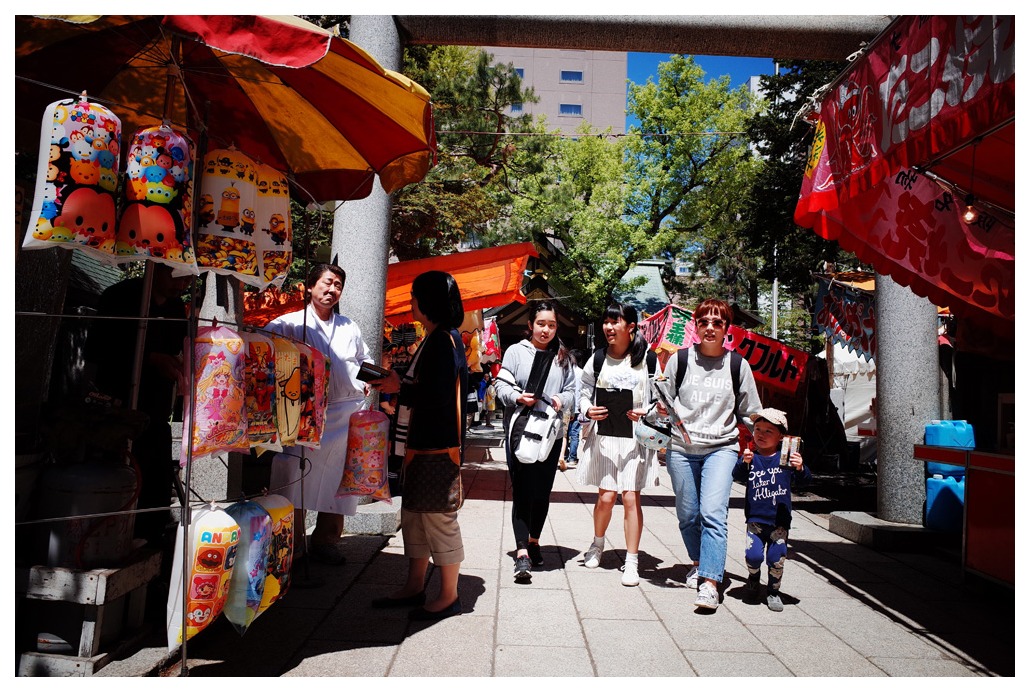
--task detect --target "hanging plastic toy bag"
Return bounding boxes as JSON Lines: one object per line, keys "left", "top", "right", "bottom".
{"left": 182, "top": 325, "right": 249, "bottom": 464}
{"left": 166, "top": 505, "right": 240, "bottom": 651}
{"left": 337, "top": 409, "right": 392, "bottom": 503}
{"left": 195, "top": 147, "right": 263, "bottom": 284}
{"left": 243, "top": 331, "right": 279, "bottom": 451}
{"left": 223, "top": 500, "right": 273, "bottom": 635}
{"left": 252, "top": 494, "right": 294, "bottom": 616}
{"left": 270, "top": 336, "right": 301, "bottom": 447}
{"left": 22, "top": 95, "right": 121, "bottom": 262}
{"left": 311, "top": 348, "right": 330, "bottom": 446}
{"left": 254, "top": 162, "right": 293, "bottom": 288}
{"left": 116, "top": 124, "right": 198, "bottom": 274}
{"left": 294, "top": 342, "right": 320, "bottom": 449}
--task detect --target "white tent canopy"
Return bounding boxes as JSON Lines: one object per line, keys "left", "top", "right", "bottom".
{"left": 820, "top": 343, "right": 876, "bottom": 435}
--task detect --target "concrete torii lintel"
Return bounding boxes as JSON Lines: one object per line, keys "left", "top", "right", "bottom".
{"left": 393, "top": 15, "right": 895, "bottom": 61}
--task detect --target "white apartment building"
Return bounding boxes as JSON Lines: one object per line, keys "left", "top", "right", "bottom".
{"left": 483, "top": 46, "right": 627, "bottom": 135}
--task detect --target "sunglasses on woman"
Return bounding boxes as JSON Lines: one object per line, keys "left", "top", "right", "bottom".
{"left": 696, "top": 318, "right": 726, "bottom": 328}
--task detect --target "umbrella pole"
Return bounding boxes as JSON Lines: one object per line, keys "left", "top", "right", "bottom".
{"left": 176, "top": 82, "right": 202, "bottom": 677}
{"left": 288, "top": 219, "right": 324, "bottom": 588}
{"left": 291, "top": 452, "right": 324, "bottom": 588}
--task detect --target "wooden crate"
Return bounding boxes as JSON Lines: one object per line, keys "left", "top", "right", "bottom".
{"left": 16, "top": 547, "right": 162, "bottom": 676}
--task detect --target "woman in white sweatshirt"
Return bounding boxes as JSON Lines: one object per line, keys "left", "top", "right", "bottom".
{"left": 659, "top": 298, "right": 762, "bottom": 611}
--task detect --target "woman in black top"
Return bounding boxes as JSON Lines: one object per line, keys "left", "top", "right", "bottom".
{"left": 370, "top": 271, "right": 468, "bottom": 620}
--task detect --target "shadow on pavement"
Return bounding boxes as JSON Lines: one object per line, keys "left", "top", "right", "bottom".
{"left": 789, "top": 537, "right": 1014, "bottom": 676}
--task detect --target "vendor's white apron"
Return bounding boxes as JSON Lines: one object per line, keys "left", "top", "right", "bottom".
{"left": 270, "top": 397, "right": 364, "bottom": 515}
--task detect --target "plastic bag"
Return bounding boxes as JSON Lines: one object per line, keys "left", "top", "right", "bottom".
{"left": 337, "top": 409, "right": 392, "bottom": 503}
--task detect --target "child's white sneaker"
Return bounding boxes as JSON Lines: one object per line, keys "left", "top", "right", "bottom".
{"left": 766, "top": 592, "right": 784, "bottom": 612}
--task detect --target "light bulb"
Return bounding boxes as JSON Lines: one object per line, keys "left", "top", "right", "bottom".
{"left": 962, "top": 194, "right": 979, "bottom": 224}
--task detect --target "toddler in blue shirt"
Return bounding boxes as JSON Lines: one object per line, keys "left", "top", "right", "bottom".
{"left": 732, "top": 408, "right": 811, "bottom": 611}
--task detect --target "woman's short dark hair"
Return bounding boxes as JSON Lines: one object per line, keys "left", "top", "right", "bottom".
{"left": 602, "top": 302, "right": 649, "bottom": 367}
{"left": 411, "top": 270, "right": 464, "bottom": 329}
{"left": 693, "top": 298, "right": 733, "bottom": 324}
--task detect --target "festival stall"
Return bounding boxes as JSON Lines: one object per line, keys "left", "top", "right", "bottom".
{"left": 14, "top": 15, "right": 436, "bottom": 675}
{"left": 793, "top": 14, "right": 1014, "bottom": 584}
{"left": 244, "top": 241, "right": 538, "bottom": 371}
{"left": 795, "top": 14, "right": 1014, "bottom": 342}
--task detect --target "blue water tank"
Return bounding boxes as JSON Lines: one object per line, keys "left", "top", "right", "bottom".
{"left": 925, "top": 475, "right": 965, "bottom": 533}
{"left": 925, "top": 461, "right": 966, "bottom": 478}
{"left": 924, "top": 420, "right": 975, "bottom": 450}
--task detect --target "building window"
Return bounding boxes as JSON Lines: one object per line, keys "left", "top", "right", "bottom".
{"left": 515, "top": 68, "right": 524, "bottom": 78}
{"left": 560, "top": 70, "right": 584, "bottom": 83}
{"left": 510, "top": 102, "right": 523, "bottom": 114}
{"left": 559, "top": 103, "right": 583, "bottom": 117}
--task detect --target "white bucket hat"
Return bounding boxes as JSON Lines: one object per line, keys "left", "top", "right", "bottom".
{"left": 750, "top": 408, "right": 789, "bottom": 433}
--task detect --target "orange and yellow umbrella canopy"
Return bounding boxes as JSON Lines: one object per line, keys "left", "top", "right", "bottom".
{"left": 15, "top": 14, "right": 436, "bottom": 203}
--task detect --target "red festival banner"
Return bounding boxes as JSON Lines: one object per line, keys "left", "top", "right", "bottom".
{"left": 795, "top": 15, "right": 1014, "bottom": 333}
{"left": 814, "top": 277, "right": 876, "bottom": 361}
{"left": 639, "top": 304, "right": 695, "bottom": 354}
{"left": 724, "top": 326, "right": 809, "bottom": 395}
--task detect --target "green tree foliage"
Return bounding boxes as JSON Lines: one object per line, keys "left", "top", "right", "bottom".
{"left": 485, "top": 56, "right": 770, "bottom": 319}
{"left": 742, "top": 59, "right": 867, "bottom": 350}
{"left": 624, "top": 55, "right": 764, "bottom": 309}
{"left": 487, "top": 124, "right": 639, "bottom": 317}
{"left": 391, "top": 46, "right": 546, "bottom": 260}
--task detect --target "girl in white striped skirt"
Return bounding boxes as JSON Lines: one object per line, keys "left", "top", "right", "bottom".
{"left": 577, "top": 303, "right": 660, "bottom": 586}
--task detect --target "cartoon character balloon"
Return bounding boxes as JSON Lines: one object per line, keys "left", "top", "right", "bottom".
{"left": 223, "top": 500, "right": 272, "bottom": 635}
{"left": 166, "top": 505, "right": 240, "bottom": 651}
{"left": 22, "top": 96, "right": 121, "bottom": 262}
{"left": 252, "top": 494, "right": 294, "bottom": 616}
{"left": 182, "top": 325, "right": 249, "bottom": 464}
{"left": 254, "top": 162, "right": 293, "bottom": 288}
{"left": 116, "top": 125, "right": 198, "bottom": 273}
{"left": 195, "top": 148, "right": 262, "bottom": 285}
{"left": 269, "top": 336, "right": 301, "bottom": 447}
{"left": 337, "top": 409, "right": 392, "bottom": 503}
{"left": 294, "top": 342, "right": 327, "bottom": 450}
{"left": 243, "top": 331, "right": 279, "bottom": 451}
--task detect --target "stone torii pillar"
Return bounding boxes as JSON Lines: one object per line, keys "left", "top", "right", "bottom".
{"left": 874, "top": 273, "right": 940, "bottom": 524}
{"left": 329, "top": 15, "right": 401, "bottom": 368}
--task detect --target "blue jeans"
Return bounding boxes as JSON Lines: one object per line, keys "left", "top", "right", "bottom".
{"left": 665, "top": 447, "right": 738, "bottom": 583}
{"left": 565, "top": 418, "right": 581, "bottom": 461}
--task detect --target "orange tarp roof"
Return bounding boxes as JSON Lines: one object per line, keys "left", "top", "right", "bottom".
{"left": 385, "top": 242, "right": 538, "bottom": 325}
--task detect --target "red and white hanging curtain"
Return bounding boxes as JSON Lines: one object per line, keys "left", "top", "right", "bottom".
{"left": 795, "top": 15, "right": 1014, "bottom": 332}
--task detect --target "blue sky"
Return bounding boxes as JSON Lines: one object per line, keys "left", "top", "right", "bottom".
{"left": 625, "top": 52, "right": 776, "bottom": 130}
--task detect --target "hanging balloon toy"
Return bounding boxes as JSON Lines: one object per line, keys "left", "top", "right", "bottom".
{"left": 22, "top": 93, "right": 121, "bottom": 262}
{"left": 116, "top": 123, "right": 198, "bottom": 273}
{"left": 195, "top": 147, "right": 260, "bottom": 284}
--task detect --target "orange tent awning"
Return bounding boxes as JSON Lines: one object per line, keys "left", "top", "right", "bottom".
{"left": 385, "top": 242, "right": 538, "bottom": 325}
{"left": 243, "top": 242, "right": 538, "bottom": 327}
